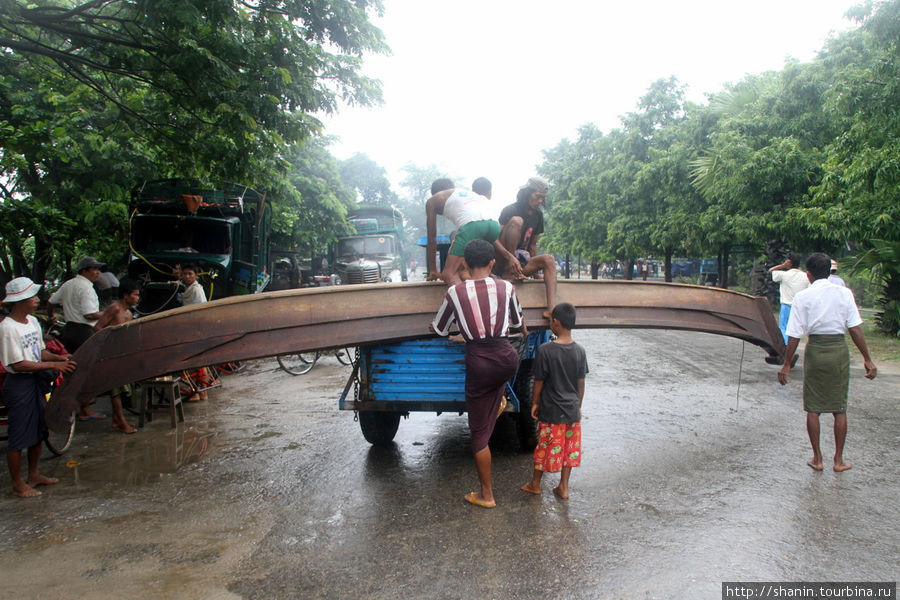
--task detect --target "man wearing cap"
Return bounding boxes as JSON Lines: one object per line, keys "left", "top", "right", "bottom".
{"left": 828, "top": 259, "right": 846, "bottom": 286}
{"left": 48, "top": 257, "right": 107, "bottom": 420}
{"left": 496, "top": 176, "right": 559, "bottom": 319}
{"left": 48, "top": 256, "right": 105, "bottom": 354}
{"left": 2, "top": 277, "right": 76, "bottom": 497}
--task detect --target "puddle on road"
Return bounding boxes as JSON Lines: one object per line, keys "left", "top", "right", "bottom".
{"left": 60, "top": 419, "right": 217, "bottom": 487}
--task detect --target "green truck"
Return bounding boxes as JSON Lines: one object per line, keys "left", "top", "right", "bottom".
{"left": 127, "top": 179, "right": 273, "bottom": 313}
{"left": 333, "top": 206, "right": 408, "bottom": 285}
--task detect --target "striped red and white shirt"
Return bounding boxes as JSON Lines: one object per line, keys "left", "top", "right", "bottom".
{"left": 431, "top": 277, "right": 523, "bottom": 341}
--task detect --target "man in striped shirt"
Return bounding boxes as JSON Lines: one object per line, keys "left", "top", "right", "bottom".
{"left": 431, "top": 239, "right": 526, "bottom": 508}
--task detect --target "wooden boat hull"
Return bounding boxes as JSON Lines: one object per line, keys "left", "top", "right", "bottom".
{"left": 46, "top": 280, "right": 784, "bottom": 430}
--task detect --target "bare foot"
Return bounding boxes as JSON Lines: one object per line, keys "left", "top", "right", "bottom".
{"left": 27, "top": 474, "right": 59, "bottom": 487}
{"left": 553, "top": 486, "right": 569, "bottom": 499}
{"left": 807, "top": 460, "right": 824, "bottom": 471}
{"left": 115, "top": 423, "right": 138, "bottom": 434}
{"left": 12, "top": 484, "right": 41, "bottom": 498}
{"left": 833, "top": 463, "right": 853, "bottom": 472}
{"left": 520, "top": 483, "right": 541, "bottom": 495}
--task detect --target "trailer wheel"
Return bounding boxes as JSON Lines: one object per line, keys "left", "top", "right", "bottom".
{"left": 358, "top": 411, "right": 401, "bottom": 446}
{"left": 515, "top": 368, "right": 538, "bottom": 450}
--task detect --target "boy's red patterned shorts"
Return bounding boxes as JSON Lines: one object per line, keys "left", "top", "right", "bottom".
{"left": 533, "top": 421, "right": 581, "bottom": 472}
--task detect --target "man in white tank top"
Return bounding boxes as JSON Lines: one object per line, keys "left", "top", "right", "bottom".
{"left": 425, "top": 177, "right": 502, "bottom": 285}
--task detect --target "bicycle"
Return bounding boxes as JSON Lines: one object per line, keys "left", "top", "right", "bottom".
{"left": 276, "top": 348, "right": 355, "bottom": 376}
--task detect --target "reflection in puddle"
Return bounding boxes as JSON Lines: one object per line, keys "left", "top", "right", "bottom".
{"left": 66, "top": 423, "right": 216, "bottom": 486}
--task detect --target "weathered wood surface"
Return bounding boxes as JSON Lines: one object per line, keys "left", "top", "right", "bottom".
{"left": 46, "top": 280, "right": 784, "bottom": 430}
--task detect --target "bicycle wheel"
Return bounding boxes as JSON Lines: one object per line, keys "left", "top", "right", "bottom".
{"left": 334, "top": 348, "right": 355, "bottom": 366}
{"left": 277, "top": 352, "right": 319, "bottom": 375}
{"left": 45, "top": 411, "right": 76, "bottom": 456}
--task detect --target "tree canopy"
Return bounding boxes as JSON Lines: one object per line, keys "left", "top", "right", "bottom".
{"left": 0, "top": 0, "right": 387, "bottom": 281}
{"left": 538, "top": 0, "right": 900, "bottom": 333}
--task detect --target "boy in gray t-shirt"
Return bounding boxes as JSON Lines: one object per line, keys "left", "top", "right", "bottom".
{"left": 520, "top": 302, "right": 588, "bottom": 499}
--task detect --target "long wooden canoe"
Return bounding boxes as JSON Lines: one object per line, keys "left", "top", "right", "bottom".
{"left": 46, "top": 280, "right": 784, "bottom": 430}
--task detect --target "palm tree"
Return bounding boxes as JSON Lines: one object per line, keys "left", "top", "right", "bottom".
{"left": 849, "top": 239, "right": 900, "bottom": 336}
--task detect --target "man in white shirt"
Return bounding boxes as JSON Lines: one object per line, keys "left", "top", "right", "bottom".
{"left": 768, "top": 252, "right": 810, "bottom": 344}
{"left": 48, "top": 256, "right": 106, "bottom": 420}
{"left": 828, "top": 259, "right": 846, "bottom": 286}
{"left": 2, "top": 277, "right": 75, "bottom": 497}
{"left": 777, "top": 253, "right": 877, "bottom": 473}
{"left": 48, "top": 256, "right": 105, "bottom": 353}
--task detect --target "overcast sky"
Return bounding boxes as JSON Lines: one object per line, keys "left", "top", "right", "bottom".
{"left": 322, "top": 0, "right": 859, "bottom": 213}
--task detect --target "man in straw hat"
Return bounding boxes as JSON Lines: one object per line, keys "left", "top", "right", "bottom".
{"left": 1, "top": 277, "right": 76, "bottom": 497}
{"left": 777, "top": 253, "right": 877, "bottom": 473}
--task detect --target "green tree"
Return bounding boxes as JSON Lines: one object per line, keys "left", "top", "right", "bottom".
{"left": 690, "top": 62, "right": 841, "bottom": 278}
{"left": 269, "top": 137, "right": 356, "bottom": 255}
{"left": 0, "top": 0, "right": 387, "bottom": 283}
{"left": 339, "top": 152, "right": 398, "bottom": 206}
{"left": 802, "top": 0, "right": 900, "bottom": 333}
{"left": 396, "top": 162, "right": 451, "bottom": 244}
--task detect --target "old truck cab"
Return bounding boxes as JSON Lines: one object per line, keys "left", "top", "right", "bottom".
{"left": 127, "top": 179, "right": 272, "bottom": 313}
{"left": 334, "top": 206, "right": 407, "bottom": 285}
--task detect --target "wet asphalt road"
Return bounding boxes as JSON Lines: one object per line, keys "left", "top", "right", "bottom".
{"left": 1, "top": 329, "right": 897, "bottom": 600}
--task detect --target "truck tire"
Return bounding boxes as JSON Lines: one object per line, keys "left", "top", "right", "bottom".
{"left": 515, "top": 367, "right": 538, "bottom": 451}
{"left": 358, "top": 411, "right": 401, "bottom": 446}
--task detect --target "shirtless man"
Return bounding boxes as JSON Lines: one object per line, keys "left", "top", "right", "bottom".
{"left": 93, "top": 279, "right": 141, "bottom": 433}
{"left": 495, "top": 176, "right": 558, "bottom": 318}
{"left": 425, "top": 177, "right": 502, "bottom": 286}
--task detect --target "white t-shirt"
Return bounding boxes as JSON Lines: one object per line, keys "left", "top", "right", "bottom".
{"left": 442, "top": 190, "right": 492, "bottom": 229}
{"left": 48, "top": 274, "right": 100, "bottom": 325}
{"left": 0, "top": 315, "right": 45, "bottom": 373}
{"left": 771, "top": 269, "right": 809, "bottom": 305}
{"left": 785, "top": 279, "right": 863, "bottom": 338}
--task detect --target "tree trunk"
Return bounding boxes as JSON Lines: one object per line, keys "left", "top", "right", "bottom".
{"left": 32, "top": 234, "right": 53, "bottom": 285}
{"left": 721, "top": 244, "right": 730, "bottom": 289}
{"left": 590, "top": 261, "right": 599, "bottom": 279}
{"left": 664, "top": 248, "right": 673, "bottom": 283}
{"left": 624, "top": 258, "right": 634, "bottom": 281}
{"left": 716, "top": 244, "right": 730, "bottom": 289}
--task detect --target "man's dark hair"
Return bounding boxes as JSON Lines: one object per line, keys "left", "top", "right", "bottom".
{"left": 787, "top": 252, "right": 802, "bottom": 269}
{"left": 463, "top": 239, "right": 494, "bottom": 269}
{"left": 430, "top": 178, "right": 454, "bottom": 196}
{"left": 118, "top": 278, "right": 140, "bottom": 298}
{"left": 181, "top": 262, "right": 198, "bottom": 274}
{"left": 806, "top": 252, "right": 831, "bottom": 280}
{"left": 516, "top": 186, "right": 532, "bottom": 205}
{"left": 551, "top": 302, "right": 577, "bottom": 330}
{"left": 472, "top": 177, "right": 491, "bottom": 196}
